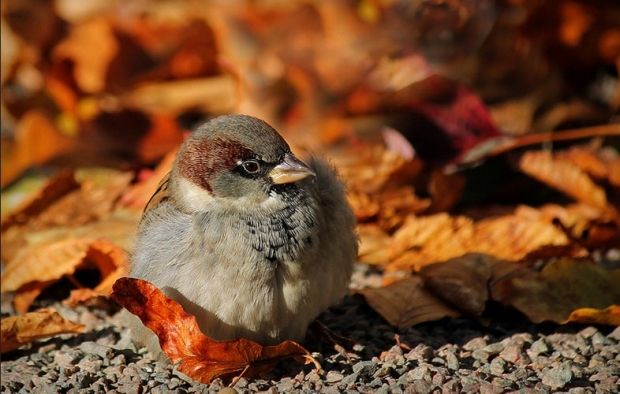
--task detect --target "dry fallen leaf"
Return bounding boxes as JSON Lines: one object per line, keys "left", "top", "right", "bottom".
{"left": 389, "top": 213, "right": 474, "bottom": 270}
{"left": 410, "top": 86, "right": 501, "bottom": 163}
{"left": 518, "top": 150, "right": 609, "bottom": 211}
{"left": 120, "top": 76, "right": 237, "bottom": 115}
{"left": 1, "top": 238, "right": 129, "bottom": 313}
{"left": 491, "top": 258, "right": 620, "bottom": 324}
{"left": 419, "top": 254, "right": 500, "bottom": 317}
{"left": 362, "top": 251, "right": 620, "bottom": 328}
{"left": 560, "top": 146, "right": 610, "bottom": 180}
{"left": 64, "top": 288, "right": 110, "bottom": 308}
{"left": 385, "top": 204, "right": 611, "bottom": 271}
{"left": 53, "top": 17, "right": 118, "bottom": 93}
{"left": 1, "top": 170, "right": 80, "bottom": 232}
{"left": 347, "top": 191, "right": 380, "bottom": 222}
{"left": 1, "top": 170, "right": 133, "bottom": 262}
{"left": 137, "top": 115, "right": 183, "bottom": 164}
{"left": 119, "top": 147, "right": 177, "bottom": 210}
{"left": 1, "top": 308, "right": 84, "bottom": 354}
{"left": 561, "top": 146, "right": 620, "bottom": 188}
{"left": 336, "top": 146, "right": 422, "bottom": 194}
{"left": 427, "top": 169, "right": 466, "bottom": 213}
{"left": 2, "top": 238, "right": 93, "bottom": 292}
{"left": 565, "top": 305, "right": 620, "bottom": 326}
{"left": 357, "top": 224, "right": 393, "bottom": 265}
{"left": 0, "top": 111, "right": 73, "bottom": 188}
{"left": 358, "top": 276, "right": 460, "bottom": 329}
{"left": 111, "top": 278, "right": 319, "bottom": 384}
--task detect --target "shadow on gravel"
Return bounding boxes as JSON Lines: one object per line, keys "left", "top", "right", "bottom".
{"left": 1, "top": 326, "right": 141, "bottom": 364}
{"left": 312, "top": 294, "right": 614, "bottom": 359}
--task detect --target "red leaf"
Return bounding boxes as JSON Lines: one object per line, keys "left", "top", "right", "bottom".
{"left": 111, "top": 278, "right": 319, "bottom": 383}
{"left": 412, "top": 86, "right": 501, "bottom": 160}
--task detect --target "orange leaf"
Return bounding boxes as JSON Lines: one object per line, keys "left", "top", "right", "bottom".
{"left": 64, "top": 289, "right": 109, "bottom": 308}
{"left": 1, "top": 308, "right": 84, "bottom": 354}
{"left": 519, "top": 150, "right": 609, "bottom": 211}
{"left": 335, "top": 146, "right": 422, "bottom": 194}
{"left": 386, "top": 205, "right": 604, "bottom": 271}
{"left": 560, "top": 146, "right": 610, "bottom": 180}
{"left": 1, "top": 170, "right": 79, "bottom": 232}
{"left": 0, "top": 111, "right": 73, "bottom": 187}
{"left": 12, "top": 282, "right": 52, "bottom": 315}
{"left": 1, "top": 169, "right": 134, "bottom": 262}
{"left": 119, "top": 148, "right": 177, "bottom": 211}
{"left": 565, "top": 305, "right": 620, "bottom": 326}
{"left": 2, "top": 238, "right": 94, "bottom": 292}
{"left": 111, "top": 278, "right": 319, "bottom": 384}
{"left": 53, "top": 17, "right": 118, "bottom": 93}
{"left": 389, "top": 213, "right": 474, "bottom": 269}
{"left": 347, "top": 192, "right": 380, "bottom": 221}
{"left": 137, "top": 115, "right": 183, "bottom": 164}
{"left": 120, "top": 76, "right": 237, "bottom": 115}
{"left": 1, "top": 238, "right": 129, "bottom": 313}
{"left": 357, "top": 224, "right": 393, "bottom": 264}
{"left": 358, "top": 276, "right": 460, "bottom": 329}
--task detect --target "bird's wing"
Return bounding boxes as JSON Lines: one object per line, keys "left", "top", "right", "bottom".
{"left": 143, "top": 172, "right": 171, "bottom": 217}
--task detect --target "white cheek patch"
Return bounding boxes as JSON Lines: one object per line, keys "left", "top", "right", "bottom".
{"left": 177, "top": 177, "right": 216, "bottom": 212}
{"left": 176, "top": 176, "right": 288, "bottom": 214}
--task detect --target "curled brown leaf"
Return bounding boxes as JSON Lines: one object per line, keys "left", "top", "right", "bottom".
{"left": 111, "top": 278, "right": 319, "bottom": 384}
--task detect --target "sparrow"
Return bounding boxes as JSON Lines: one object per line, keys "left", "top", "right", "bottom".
{"left": 127, "top": 114, "right": 357, "bottom": 356}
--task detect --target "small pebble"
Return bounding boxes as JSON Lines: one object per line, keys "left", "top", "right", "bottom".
{"left": 463, "top": 337, "right": 488, "bottom": 351}
{"left": 489, "top": 358, "right": 506, "bottom": 375}
{"left": 79, "top": 341, "right": 114, "bottom": 360}
{"left": 607, "top": 326, "right": 620, "bottom": 341}
{"left": 373, "top": 364, "right": 392, "bottom": 378}
{"left": 445, "top": 352, "right": 459, "bottom": 370}
{"left": 406, "top": 344, "right": 433, "bottom": 361}
{"left": 353, "top": 360, "right": 378, "bottom": 376}
{"left": 541, "top": 363, "right": 573, "bottom": 389}
{"left": 578, "top": 327, "right": 598, "bottom": 339}
{"left": 408, "top": 365, "right": 429, "bottom": 381}
{"left": 325, "top": 371, "right": 343, "bottom": 383}
{"left": 499, "top": 343, "right": 524, "bottom": 364}
{"left": 472, "top": 349, "right": 490, "bottom": 361}
{"left": 432, "top": 373, "right": 445, "bottom": 386}
{"left": 411, "top": 379, "right": 432, "bottom": 394}
{"left": 276, "top": 377, "right": 295, "bottom": 392}
{"left": 340, "top": 371, "right": 359, "bottom": 386}
{"left": 529, "top": 338, "right": 550, "bottom": 356}
{"left": 482, "top": 343, "right": 504, "bottom": 356}
{"left": 591, "top": 332, "right": 610, "bottom": 346}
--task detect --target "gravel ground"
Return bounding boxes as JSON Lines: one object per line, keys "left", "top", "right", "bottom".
{"left": 2, "top": 264, "right": 619, "bottom": 393}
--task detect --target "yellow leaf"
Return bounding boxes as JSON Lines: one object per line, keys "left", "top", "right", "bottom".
{"left": 566, "top": 305, "right": 620, "bottom": 326}
{"left": 1, "top": 309, "right": 84, "bottom": 353}
{"left": 519, "top": 150, "right": 608, "bottom": 210}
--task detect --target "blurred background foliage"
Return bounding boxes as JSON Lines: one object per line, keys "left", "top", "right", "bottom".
{"left": 1, "top": 0, "right": 618, "bottom": 187}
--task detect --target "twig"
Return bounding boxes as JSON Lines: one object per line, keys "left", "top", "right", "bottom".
{"left": 228, "top": 365, "right": 250, "bottom": 388}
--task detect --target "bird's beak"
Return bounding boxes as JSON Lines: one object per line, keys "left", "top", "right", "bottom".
{"left": 269, "top": 153, "right": 315, "bottom": 184}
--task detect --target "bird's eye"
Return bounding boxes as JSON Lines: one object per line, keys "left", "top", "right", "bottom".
{"left": 241, "top": 160, "right": 261, "bottom": 174}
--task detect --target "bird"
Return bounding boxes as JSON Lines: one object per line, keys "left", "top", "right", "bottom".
{"left": 126, "top": 114, "right": 358, "bottom": 357}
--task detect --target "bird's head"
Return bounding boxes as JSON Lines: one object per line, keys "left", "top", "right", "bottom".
{"left": 171, "top": 115, "right": 315, "bottom": 212}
